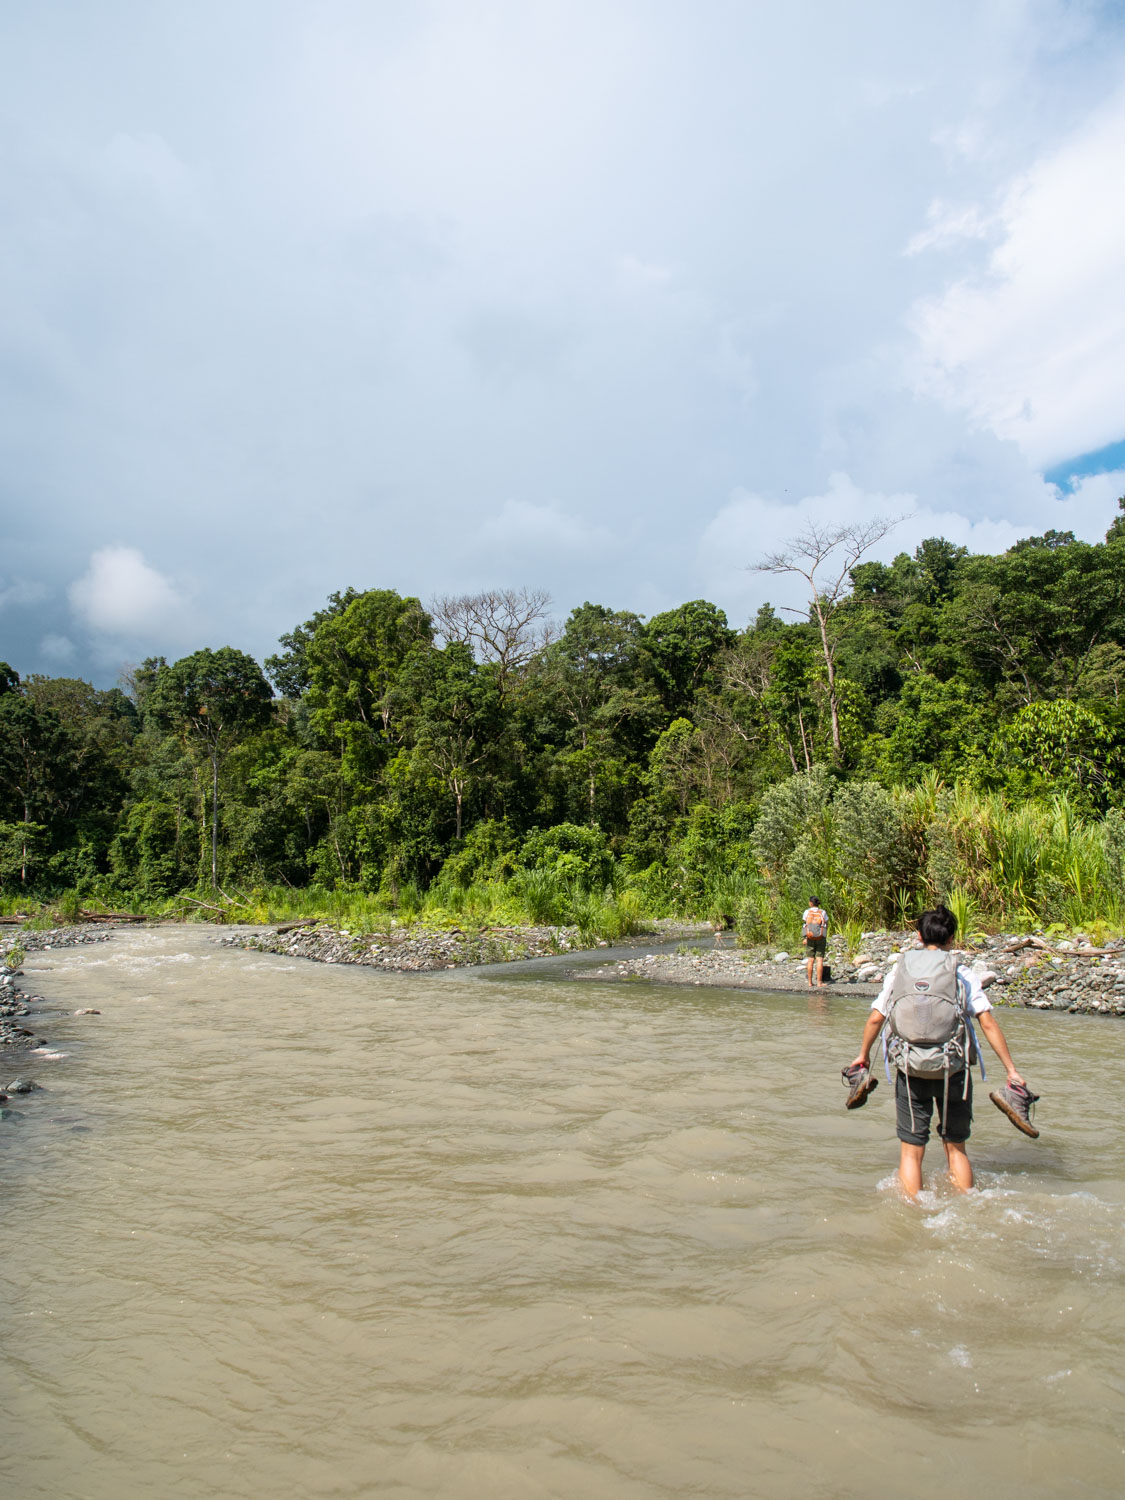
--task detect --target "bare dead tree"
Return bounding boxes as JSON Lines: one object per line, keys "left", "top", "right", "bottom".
{"left": 430, "top": 587, "right": 553, "bottom": 690}
{"left": 751, "top": 515, "right": 903, "bottom": 759}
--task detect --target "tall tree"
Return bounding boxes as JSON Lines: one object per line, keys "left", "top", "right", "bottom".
{"left": 642, "top": 600, "right": 735, "bottom": 717}
{"left": 752, "top": 516, "right": 901, "bottom": 759}
{"left": 528, "top": 604, "right": 661, "bottom": 821}
{"left": 149, "top": 648, "right": 274, "bottom": 887}
{"left": 265, "top": 588, "right": 361, "bottom": 698}
{"left": 305, "top": 589, "right": 433, "bottom": 778}
{"left": 399, "top": 644, "right": 504, "bottom": 839}
{"left": 0, "top": 694, "right": 80, "bottom": 883}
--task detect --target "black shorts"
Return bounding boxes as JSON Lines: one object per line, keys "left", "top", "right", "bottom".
{"left": 895, "top": 1071, "right": 972, "bottom": 1146}
{"left": 805, "top": 936, "right": 827, "bottom": 957}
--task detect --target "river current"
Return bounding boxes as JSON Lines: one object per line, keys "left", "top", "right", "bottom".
{"left": 2, "top": 926, "right": 1123, "bottom": 1499}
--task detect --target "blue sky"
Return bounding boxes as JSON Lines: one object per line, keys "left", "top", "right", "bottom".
{"left": 2, "top": 1, "right": 1125, "bottom": 684}
{"left": 1044, "top": 438, "right": 1125, "bottom": 492}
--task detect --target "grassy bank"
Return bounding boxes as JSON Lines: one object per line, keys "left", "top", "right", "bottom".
{"left": 4, "top": 780, "right": 1125, "bottom": 952}
{"left": 0, "top": 875, "right": 653, "bottom": 947}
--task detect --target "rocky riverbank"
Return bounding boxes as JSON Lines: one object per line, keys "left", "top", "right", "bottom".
{"left": 221, "top": 918, "right": 716, "bottom": 972}
{"left": 0, "top": 925, "right": 112, "bottom": 1056}
{"left": 0, "top": 957, "right": 41, "bottom": 1051}
{"left": 573, "top": 929, "right": 1125, "bottom": 1016}
{"left": 222, "top": 921, "right": 589, "bottom": 971}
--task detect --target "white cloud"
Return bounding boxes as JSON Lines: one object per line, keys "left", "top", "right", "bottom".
{"left": 39, "top": 633, "right": 76, "bottom": 663}
{"left": 905, "top": 200, "right": 992, "bottom": 256}
{"left": 69, "top": 546, "right": 185, "bottom": 636}
{"left": 911, "top": 91, "right": 1125, "bottom": 467}
{"left": 1049, "top": 467, "right": 1125, "bottom": 532}
{"left": 2, "top": 3, "right": 1125, "bottom": 680}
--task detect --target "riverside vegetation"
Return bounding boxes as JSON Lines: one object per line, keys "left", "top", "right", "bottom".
{"left": 4, "top": 514, "right": 1125, "bottom": 952}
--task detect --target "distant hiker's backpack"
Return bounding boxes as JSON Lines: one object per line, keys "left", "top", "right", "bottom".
{"left": 803, "top": 908, "right": 827, "bottom": 939}
{"left": 883, "top": 950, "right": 980, "bottom": 1081}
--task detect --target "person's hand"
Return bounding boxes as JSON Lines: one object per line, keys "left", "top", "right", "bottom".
{"left": 849, "top": 1055, "right": 869, "bottom": 1071}
{"left": 1007, "top": 1069, "right": 1025, "bottom": 1087}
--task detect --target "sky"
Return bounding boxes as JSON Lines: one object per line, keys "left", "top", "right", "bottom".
{"left": 3, "top": 0, "right": 1125, "bottom": 686}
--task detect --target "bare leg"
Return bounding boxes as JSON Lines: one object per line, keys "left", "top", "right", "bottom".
{"left": 815, "top": 954, "right": 824, "bottom": 988}
{"left": 898, "top": 1143, "right": 925, "bottom": 1199}
{"left": 806, "top": 953, "right": 814, "bottom": 987}
{"left": 943, "top": 1139, "right": 974, "bottom": 1192}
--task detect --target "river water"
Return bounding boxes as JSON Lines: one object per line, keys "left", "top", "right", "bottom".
{"left": 2, "top": 926, "right": 1123, "bottom": 1499}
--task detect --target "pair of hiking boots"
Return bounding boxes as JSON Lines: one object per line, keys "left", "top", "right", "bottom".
{"left": 840, "top": 1064, "right": 1040, "bottom": 1138}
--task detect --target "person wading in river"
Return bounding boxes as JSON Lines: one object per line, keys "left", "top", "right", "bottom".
{"left": 802, "top": 899, "right": 829, "bottom": 989}
{"left": 842, "top": 904, "right": 1040, "bottom": 1199}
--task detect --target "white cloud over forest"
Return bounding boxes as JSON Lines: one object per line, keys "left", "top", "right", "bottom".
{"left": 69, "top": 546, "right": 185, "bottom": 636}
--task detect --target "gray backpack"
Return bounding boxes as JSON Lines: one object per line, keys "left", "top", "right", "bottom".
{"left": 883, "top": 950, "right": 979, "bottom": 1080}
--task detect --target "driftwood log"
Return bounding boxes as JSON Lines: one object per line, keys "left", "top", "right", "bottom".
{"left": 77, "top": 910, "right": 148, "bottom": 923}
{"left": 1001, "top": 935, "right": 1117, "bottom": 958}
{"left": 275, "top": 919, "right": 320, "bottom": 934}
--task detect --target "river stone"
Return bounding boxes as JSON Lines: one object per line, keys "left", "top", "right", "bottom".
{"left": 773, "top": 952, "right": 790, "bottom": 962}
{"left": 7, "top": 1078, "right": 37, "bottom": 1093}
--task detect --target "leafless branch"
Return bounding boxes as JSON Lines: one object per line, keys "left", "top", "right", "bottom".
{"left": 430, "top": 587, "right": 554, "bottom": 680}
{"left": 753, "top": 514, "right": 907, "bottom": 603}
{"left": 748, "top": 513, "right": 906, "bottom": 758}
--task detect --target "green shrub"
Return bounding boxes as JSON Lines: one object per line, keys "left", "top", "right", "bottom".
{"left": 518, "top": 823, "right": 615, "bottom": 892}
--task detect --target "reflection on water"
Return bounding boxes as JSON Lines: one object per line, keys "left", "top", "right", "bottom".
{"left": 3, "top": 927, "right": 1124, "bottom": 1499}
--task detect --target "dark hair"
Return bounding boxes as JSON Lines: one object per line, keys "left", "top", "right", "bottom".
{"left": 810, "top": 897, "right": 822, "bottom": 907}
{"left": 918, "top": 905, "right": 957, "bottom": 946}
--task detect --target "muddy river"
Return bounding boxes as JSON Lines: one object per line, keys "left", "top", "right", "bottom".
{"left": 2, "top": 926, "right": 1122, "bottom": 1498}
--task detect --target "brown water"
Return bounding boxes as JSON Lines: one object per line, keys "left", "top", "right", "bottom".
{"left": 2, "top": 926, "right": 1123, "bottom": 1499}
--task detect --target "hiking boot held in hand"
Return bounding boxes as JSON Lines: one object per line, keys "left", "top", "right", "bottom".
{"left": 990, "top": 1079, "right": 1040, "bottom": 1138}
{"left": 842, "top": 1063, "right": 879, "bottom": 1110}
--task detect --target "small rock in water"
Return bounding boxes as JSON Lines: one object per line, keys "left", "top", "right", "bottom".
{"left": 74, "top": 1008, "right": 101, "bottom": 1015}
{"left": 6, "top": 1078, "right": 37, "bottom": 1093}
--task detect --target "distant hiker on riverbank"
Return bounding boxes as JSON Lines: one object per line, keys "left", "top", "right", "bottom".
{"left": 842, "top": 904, "right": 1040, "bottom": 1199}
{"left": 802, "top": 900, "right": 828, "bottom": 988}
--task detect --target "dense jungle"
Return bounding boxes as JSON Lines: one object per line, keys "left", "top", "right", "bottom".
{"left": 4, "top": 509, "right": 1125, "bottom": 944}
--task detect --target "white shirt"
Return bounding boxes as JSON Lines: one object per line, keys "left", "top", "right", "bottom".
{"left": 871, "top": 952, "right": 991, "bottom": 1017}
